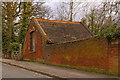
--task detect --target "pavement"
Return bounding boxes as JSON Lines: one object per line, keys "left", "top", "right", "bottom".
{"left": 2, "top": 63, "right": 50, "bottom": 78}
{"left": 1, "top": 58, "right": 119, "bottom": 78}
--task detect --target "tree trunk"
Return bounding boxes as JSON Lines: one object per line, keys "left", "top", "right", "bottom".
{"left": 69, "top": 0, "right": 73, "bottom": 22}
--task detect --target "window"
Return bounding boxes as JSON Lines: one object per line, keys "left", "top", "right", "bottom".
{"left": 30, "top": 31, "right": 35, "bottom": 52}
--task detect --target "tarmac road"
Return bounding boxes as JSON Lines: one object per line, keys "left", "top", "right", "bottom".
{"left": 2, "top": 63, "right": 51, "bottom": 78}
{"left": 1, "top": 59, "right": 118, "bottom": 79}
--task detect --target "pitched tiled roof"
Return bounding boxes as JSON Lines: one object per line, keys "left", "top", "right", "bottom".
{"left": 35, "top": 18, "right": 92, "bottom": 43}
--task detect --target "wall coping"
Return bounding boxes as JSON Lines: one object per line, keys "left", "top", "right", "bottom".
{"left": 45, "top": 35, "right": 102, "bottom": 46}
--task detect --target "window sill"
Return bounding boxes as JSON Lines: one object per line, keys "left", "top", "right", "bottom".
{"left": 29, "top": 51, "right": 36, "bottom": 54}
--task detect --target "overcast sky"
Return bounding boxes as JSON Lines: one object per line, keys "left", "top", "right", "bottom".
{"left": 33, "top": 0, "right": 118, "bottom": 2}
{"left": 44, "top": 2, "right": 101, "bottom": 21}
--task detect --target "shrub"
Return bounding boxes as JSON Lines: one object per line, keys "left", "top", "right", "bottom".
{"left": 10, "top": 42, "right": 20, "bottom": 51}
{"left": 100, "top": 23, "right": 120, "bottom": 42}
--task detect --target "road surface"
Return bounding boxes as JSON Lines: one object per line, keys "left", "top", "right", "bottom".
{"left": 2, "top": 63, "right": 51, "bottom": 78}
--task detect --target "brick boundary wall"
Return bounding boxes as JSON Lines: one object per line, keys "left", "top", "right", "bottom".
{"left": 24, "top": 35, "right": 119, "bottom": 74}
{"left": 42, "top": 37, "right": 118, "bottom": 73}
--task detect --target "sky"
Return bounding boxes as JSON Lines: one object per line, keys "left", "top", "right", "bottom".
{"left": 44, "top": 1, "right": 101, "bottom": 21}
{"left": 32, "top": 0, "right": 118, "bottom": 2}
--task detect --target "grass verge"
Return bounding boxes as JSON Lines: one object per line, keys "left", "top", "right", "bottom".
{"left": 24, "top": 59, "right": 118, "bottom": 76}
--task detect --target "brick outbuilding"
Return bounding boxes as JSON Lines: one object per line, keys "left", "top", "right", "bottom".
{"left": 23, "top": 17, "right": 92, "bottom": 60}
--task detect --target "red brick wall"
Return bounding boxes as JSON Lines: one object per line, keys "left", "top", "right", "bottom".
{"left": 23, "top": 21, "right": 43, "bottom": 60}
{"left": 108, "top": 41, "right": 118, "bottom": 73}
{"left": 43, "top": 37, "right": 118, "bottom": 73}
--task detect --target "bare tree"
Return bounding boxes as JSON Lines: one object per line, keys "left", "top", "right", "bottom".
{"left": 33, "top": 2, "right": 53, "bottom": 19}
{"left": 55, "top": 2, "right": 70, "bottom": 21}
{"left": 55, "top": 0, "right": 82, "bottom": 21}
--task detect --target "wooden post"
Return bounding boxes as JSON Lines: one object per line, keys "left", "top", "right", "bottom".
{"left": 19, "top": 44, "right": 23, "bottom": 60}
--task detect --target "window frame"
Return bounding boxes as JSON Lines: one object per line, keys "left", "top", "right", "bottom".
{"left": 30, "top": 31, "right": 35, "bottom": 53}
